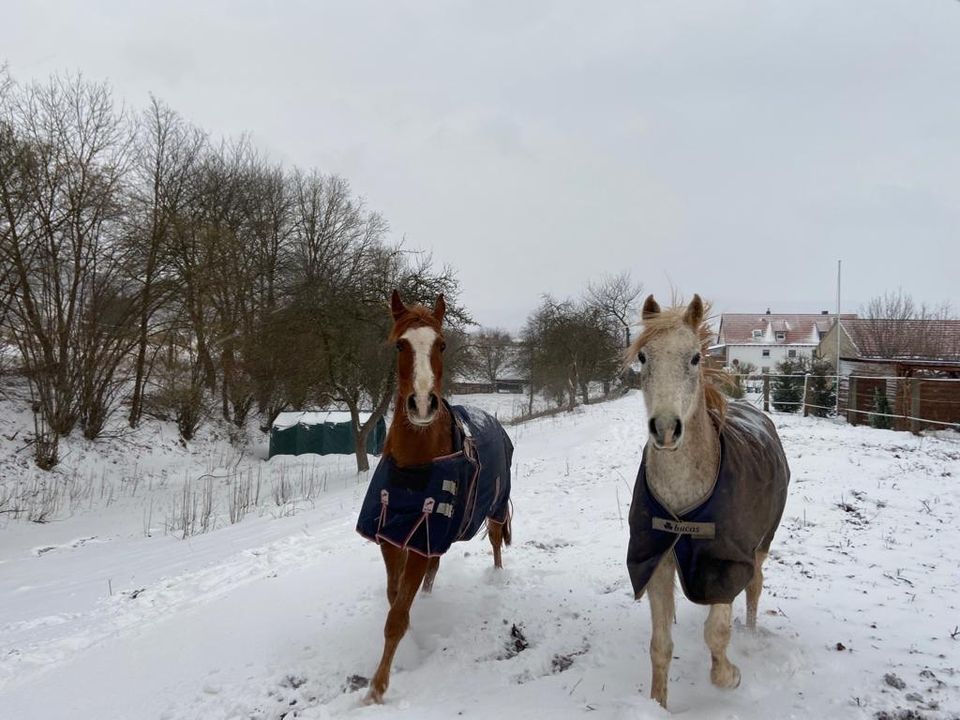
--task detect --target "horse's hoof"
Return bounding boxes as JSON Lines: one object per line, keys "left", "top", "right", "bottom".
{"left": 363, "top": 688, "right": 385, "bottom": 705}
{"left": 711, "top": 662, "right": 741, "bottom": 689}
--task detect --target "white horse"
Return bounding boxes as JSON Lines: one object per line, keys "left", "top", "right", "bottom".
{"left": 626, "top": 294, "right": 790, "bottom": 709}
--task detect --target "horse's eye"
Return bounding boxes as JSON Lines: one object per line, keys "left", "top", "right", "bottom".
{"left": 439, "top": 341, "right": 447, "bottom": 352}
{"left": 637, "top": 351, "right": 646, "bottom": 364}
{"left": 691, "top": 353, "right": 701, "bottom": 366}
{"left": 395, "top": 341, "right": 403, "bottom": 351}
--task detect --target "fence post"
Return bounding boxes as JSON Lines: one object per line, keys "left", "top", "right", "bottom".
{"left": 847, "top": 376, "right": 858, "bottom": 425}
{"left": 802, "top": 373, "right": 811, "bottom": 417}
{"left": 910, "top": 378, "right": 922, "bottom": 434}
{"left": 763, "top": 373, "right": 770, "bottom": 412}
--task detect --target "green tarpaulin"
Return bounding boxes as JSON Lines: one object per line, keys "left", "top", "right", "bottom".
{"left": 269, "top": 411, "right": 386, "bottom": 458}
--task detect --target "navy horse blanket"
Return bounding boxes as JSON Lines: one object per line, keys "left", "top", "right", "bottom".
{"left": 356, "top": 404, "right": 513, "bottom": 558}
{"left": 627, "top": 402, "right": 790, "bottom": 605}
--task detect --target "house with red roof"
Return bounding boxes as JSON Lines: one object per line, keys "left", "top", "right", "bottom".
{"left": 711, "top": 309, "right": 857, "bottom": 373}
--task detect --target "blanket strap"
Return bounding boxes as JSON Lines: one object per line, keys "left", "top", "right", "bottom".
{"left": 377, "top": 489, "right": 390, "bottom": 534}
{"left": 422, "top": 498, "right": 434, "bottom": 556}
{"left": 652, "top": 517, "right": 716, "bottom": 540}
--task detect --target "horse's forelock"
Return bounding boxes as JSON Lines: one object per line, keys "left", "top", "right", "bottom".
{"left": 389, "top": 304, "right": 443, "bottom": 342}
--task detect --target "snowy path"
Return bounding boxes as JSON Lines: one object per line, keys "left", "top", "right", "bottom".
{"left": 1, "top": 394, "right": 958, "bottom": 719}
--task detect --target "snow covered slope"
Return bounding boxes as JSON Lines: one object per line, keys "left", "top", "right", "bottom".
{"left": 0, "top": 393, "right": 957, "bottom": 719}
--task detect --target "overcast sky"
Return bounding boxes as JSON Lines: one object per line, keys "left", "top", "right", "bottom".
{"left": 3, "top": 0, "right": 958, "bottom": 329}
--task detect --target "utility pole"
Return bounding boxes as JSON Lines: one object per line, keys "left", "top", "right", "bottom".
{"left": 835, "top": 259, "right": 842, "bottom": 416}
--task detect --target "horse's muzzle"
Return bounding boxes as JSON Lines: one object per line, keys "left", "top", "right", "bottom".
{"left": 407, "top": 392, "right": 440, "bottom": 426}
{"left": 649, "top": 415, "right": 683, "bottom": 450}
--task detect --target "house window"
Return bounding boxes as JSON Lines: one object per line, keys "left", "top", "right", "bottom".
{"left": 761, "top": 366, "right": 770, "bottom": 374}
{"left": 752, "top": 330, "right": 762, "bottom": 340}
{"left": 775, "top": 332, "right": 786, "bottom": 341}
{"left": 762, "top": 349, "right": 770, "bottom": 357}
{"left": 788, "top": 349, "right": 797, "bottom": 358}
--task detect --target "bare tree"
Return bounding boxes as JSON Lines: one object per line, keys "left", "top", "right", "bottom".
{"left": 126, "top": 97, "right": 206, "bottom": 428}
{"left": 860, "top": 290, "right": 957, "bottom": 358}
{"left": 0, "top": 75, "right": 132, "bottom": 463}
{"left": 519, "top": 294, "right": 621, "bottom": 411}
{"left": 472, "top": 328, "right": 513, "bottom": 387}
{"left": 587, "top": 271, "right": 643, "bottom": 347}
{"left": 0, "top": 66, "right": 478, "bottom": 471}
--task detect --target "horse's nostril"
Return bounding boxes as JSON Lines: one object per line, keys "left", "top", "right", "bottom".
{"left": 648, "top": 418, "right": 658, "bottom": 438}
{"left": 674, "top": 419, "right": 683, "bottom": 439}
{"left": 406, "top": 395, "right": 417, "bottom": 412}
{"left": 428, "top": 393, "right": 439, "bottom": 412}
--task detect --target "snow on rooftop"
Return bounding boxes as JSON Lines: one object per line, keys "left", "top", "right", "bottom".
{"left": 272, "top": 411, "right": 374, "bottom": 429}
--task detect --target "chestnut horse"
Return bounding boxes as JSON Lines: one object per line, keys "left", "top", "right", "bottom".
{"left": 626, "top": 295, "right": 790, "bottom": 709}
{"left": 358, "top": 290, "right": 513, "bottom": 704}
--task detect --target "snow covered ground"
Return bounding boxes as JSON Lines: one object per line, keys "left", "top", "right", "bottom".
{"left": 1, "top": 392, "right": 958, "bottom": 719}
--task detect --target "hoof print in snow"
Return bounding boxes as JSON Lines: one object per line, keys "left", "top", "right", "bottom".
{"left": 874, "top": 711, "right": 929, "bottom": 720}
{"left": 552, "top": 645, "right": 589, "bottom": 674}
{"left": 499, "top": 623, "right": 529, "bottom": 659}
{"left": 884, "top": 673, "right": 907, "bottom": 691}
{"left": 918, "top": 669, "right": 945, "bottom": 689}
{"left": 834, "top": 642, "right": 850, "bottom": 652}
{"left": 343, "top": 674, "right": 369, "bottom": 692}
{"left": 525, "top": 540, "right": 571, "bottom": 553}
{"left": 280, "top": 675, "right": 307, "bottom": 690}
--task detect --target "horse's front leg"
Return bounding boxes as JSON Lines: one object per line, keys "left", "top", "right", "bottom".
{"left": 381, "top": 544, "right": 405, "bottom": 606}
{"left": 704, "top": 603, "right": 740, "bottom": 689}
{"left": 366, "top": 552, "right": 429, "bottom": 704}
{"left": 647, "top": 554, "right": 676, "bottom": 709}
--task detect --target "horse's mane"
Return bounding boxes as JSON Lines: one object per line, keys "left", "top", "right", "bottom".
{"left": 389, "top": 304, "right": 443, "bottom": 341}
{"left": 626, "top": 302, "right": 728, "bottom": 417}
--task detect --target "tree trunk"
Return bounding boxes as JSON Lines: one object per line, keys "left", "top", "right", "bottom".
{"left": 350, "top": 389, "right": 394, "bottom": 473}
{"left": 348, "top": 402, "right": 371, "bottom": 472}
{"left": 129, "top": 242, "right": 158, "bottom": 428}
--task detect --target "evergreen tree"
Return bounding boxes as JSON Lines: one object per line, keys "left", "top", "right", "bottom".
{"left": 807, "top": 357, "right": 837, "bottom": 417}
{"left": 772, "top": 357, "right": 809, "bottom": 412}
{"left": 871, "top": 388, "right": 894, "bottom": 429}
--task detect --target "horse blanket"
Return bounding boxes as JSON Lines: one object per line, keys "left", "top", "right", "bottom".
{"left": 627, "top": 402, "right": 790, "bottom": 605}
{"left": 356, "top": 404, "right": 513, "bottom": 558}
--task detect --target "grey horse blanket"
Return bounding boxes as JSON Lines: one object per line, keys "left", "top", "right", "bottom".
{"left": 627, "top": 402, "right": 790, "bottom": 605}
{"left": 356, "top": 403, "right": 512, "bottom": 558}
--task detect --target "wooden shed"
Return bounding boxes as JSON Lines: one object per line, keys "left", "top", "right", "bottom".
{"left": 841, "top": 358, "right": 960, "bottom": 432}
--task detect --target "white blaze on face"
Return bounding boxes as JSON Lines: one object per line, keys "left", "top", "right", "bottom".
{"left": 401, "top": 326, "right": 438, "bottom": 419}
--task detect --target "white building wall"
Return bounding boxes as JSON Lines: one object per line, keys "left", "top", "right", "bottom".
{"left": 725, "top": 344, "right": 814, "bottom": 372}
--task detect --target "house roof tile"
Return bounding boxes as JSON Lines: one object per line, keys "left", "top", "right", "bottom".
{"left": 717, "top": 313, "right": 857, "bottom": 346}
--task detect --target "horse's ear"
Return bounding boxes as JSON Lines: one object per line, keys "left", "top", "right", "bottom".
{"left": 432, "top": 294, "right": 446, "bottom": 324}
{"left": 391, "top": 289, "right": 407, "bottom": 321}
{"left": 642, "top": 295, "right": 661, "bottom": 320}
{"left": 684, "top": 294, "right": 704, "bottom": 329}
